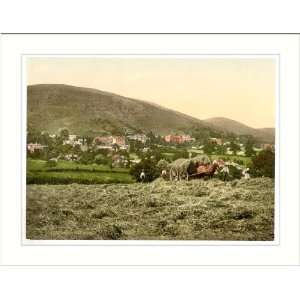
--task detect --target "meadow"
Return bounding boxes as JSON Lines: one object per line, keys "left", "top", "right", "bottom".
{"left": 27, "top": 159, "right": 134, "bottom": 184}
{"left": 162, "top": 150, "right": 252, "bottom": 165}
{"left": 26, "top": 177, "right": 274, "bottom": 241}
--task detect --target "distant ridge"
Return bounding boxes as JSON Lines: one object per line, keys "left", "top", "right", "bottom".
{"left": 203, "top": 117, "right": 275, "bottom": 143}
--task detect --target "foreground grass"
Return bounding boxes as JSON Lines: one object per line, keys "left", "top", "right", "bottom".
{"left": 27, "top": 159, "right": 134, "bottom": 184}
{"left": 26, "top": 178, "right": 274, "bottom": 241}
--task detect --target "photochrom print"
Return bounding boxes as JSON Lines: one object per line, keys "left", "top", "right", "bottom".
{"left": 25, "top": 55, "right": 276, "bottom": 241}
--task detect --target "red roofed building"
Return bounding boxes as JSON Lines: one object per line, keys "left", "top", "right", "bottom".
{"left": 164, "top": 134, "right": 194, "bottom": 144}
{"left": 27, "top": 143, "right": 47, "bottom": 153}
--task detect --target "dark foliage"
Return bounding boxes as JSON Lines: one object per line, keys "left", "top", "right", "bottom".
{"left": 130, "top": 159, "right": 160, "bottom": 182}
{"left": 251, "top": 150, "right": 275, "bottom": 178}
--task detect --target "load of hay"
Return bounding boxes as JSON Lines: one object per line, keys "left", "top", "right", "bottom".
{"left": 191, "top": 154, "right": 211, "bottom": 165}
{"left": 156, "top": 159, "right": 169, "bottom": 172}
{"left": 168, "top": 158, "right": 190, "bottom": 180}
{"left": 168, "top": 155, "right": 211, "bottom": 180}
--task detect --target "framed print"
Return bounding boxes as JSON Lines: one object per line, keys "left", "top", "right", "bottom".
{"left": 0, "top": 34, "right": 299, "bottom": 265}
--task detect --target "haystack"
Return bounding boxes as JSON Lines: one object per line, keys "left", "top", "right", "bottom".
{"left": 191, "top": 154, "right": 211, "bottom": 165}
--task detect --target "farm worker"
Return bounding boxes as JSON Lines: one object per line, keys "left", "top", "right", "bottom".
{"left": 242, "top": 168, "right": 250, "bottom": 179}
{"left": 221, "top": 164, "right": 230, "bottom": 181}
{"left": 140, "top": 169, "right": 146, "bottom": 182}
{"left": 161, "top": 169, "right": 167, "bottom": 178}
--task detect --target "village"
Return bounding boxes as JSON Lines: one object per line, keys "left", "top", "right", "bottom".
{"left": 27, "top": 130, "right": 274, "bottom": 165}
{"left": 26, "top": 128, "right": 275, "bottom": 185}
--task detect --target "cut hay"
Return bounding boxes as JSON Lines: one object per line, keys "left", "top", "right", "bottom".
{"left": 27, "top": 177, "right": 275, "bottom": 241}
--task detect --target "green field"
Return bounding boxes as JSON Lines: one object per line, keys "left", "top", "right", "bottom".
{"left": 209, "top": 154, "right": 251, "bottom": 165}
{"left": 162, "top": 151, "right": 252, "bottom": 165}
{"left": 27, "top": 159, "right": 135, "bottom": 184}
{"left": 26, "top": 178, "right": 274, "bottom": 240}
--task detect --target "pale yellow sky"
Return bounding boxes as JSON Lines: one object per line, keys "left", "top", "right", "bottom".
{"left": 27, "top": 57, "right": 276, "bottom": 128}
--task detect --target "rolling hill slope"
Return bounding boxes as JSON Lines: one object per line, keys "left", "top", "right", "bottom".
{"left": 27, "top": 84, "right": 213, "bottom": 136}
{"left": 27, "top": 84, "right": 274, "bottom": 142}
{"left": 203, "top": 117, "right": 275, "bottom": 143}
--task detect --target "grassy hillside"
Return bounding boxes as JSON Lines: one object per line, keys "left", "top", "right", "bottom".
{"left": 204, "top": 117, "right": 275, "bottom": 143}
{"left": 28, "top": 84, "right": 213, "bottom": 136}
{"left": 26, "top": 178, "right": 274, "bottom": 240}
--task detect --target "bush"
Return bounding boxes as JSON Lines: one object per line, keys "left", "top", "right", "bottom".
{"left": 130, "top": 158, "right": 159, "bottom": 182}
{"left": 251, "top": 150, "right": 275, "bottom": 178}
{"left": 233, "top": 159, "right": 244, "bottom": 165}
{"left": 216, "top": 165, "right": 242, "bottom": 181}
{"left": 228, "top": 165, "right": 242, "bottom": 180}
{"left": 94, "top": 154, "right": 106, "bottom": 165}
{"left": 79, "top": 151, "right": 94, "bottom": 165}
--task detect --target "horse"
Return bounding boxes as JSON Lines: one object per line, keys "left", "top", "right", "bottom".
{"left": 195, "top": 160, "right": 221, "bottom": 179}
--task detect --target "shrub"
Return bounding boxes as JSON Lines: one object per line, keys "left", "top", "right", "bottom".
{"left": 251, "top": 149, "right": 275, "bottom": 178}
{"left": 216, "top": 165, "right": 242, "bottom": 181}
{"left": 130, "top": 158, "right": 159, "bottom": 182}
{"left": 94, "top": 154, "right": 106, "bottom": 165}
{"left": 228, "top": 165, "right": 242, "bottom": 180}
{"left": 79, "top": 151, "right": 94, "bottom": 165}
{"left": 233, "top": 159, "right": 244, "bottom": 165}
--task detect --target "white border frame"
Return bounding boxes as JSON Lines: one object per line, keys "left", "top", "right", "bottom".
{"left": 1, "top": 34, "right": 299, "bottom": 265}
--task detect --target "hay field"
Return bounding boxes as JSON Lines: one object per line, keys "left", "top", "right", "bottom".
{"left": 26, "top": 178, "right": 274, "bottom": 241}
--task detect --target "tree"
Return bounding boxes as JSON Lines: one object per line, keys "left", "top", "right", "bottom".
{"left": 203, "top": 143, "right": 215, "bottom": 155}
{"left": 229, "top": 141, "right": 240, "bottom": 155}
{"left": 58, "top": 128, "right": 69, "bottom": 140}
{"left": 72, "top": 144, "right": 82, "bottom": 156}
{"left": 251, "top": 149, "right": 275, "bottom": 178}
{"left": 27, "top": 129, "right": 42, "bottom": 144}
{"left": 215, "top": 144, "right": 226, "bottom": 155}
{"left": 245, "top": 140, "right": 255, "bottom": 157}
{"left": 146, "top": 131, "right": 156, "bottom": 146}
{"left": 83, "top": 136, "right": 93, "bottom": 146}
{"left": 79, "top": 151, "right": 94, "bottom": 165}
{"left": 129, "top": 140, "right": 144, "bottom": 153}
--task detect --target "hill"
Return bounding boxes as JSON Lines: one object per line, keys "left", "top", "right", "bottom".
{"left": 27, "top": 84, "right": 214, "bottom": 136}
{"left": 27, "top": 84, "right": 274, "bottom": 142}
{"left": 203, "top": 117, "right": 275, "bottom": 143}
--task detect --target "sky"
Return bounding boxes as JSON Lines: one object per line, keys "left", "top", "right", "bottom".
{"left": 27, "top": 57, "right": 276, "bottom": 128}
